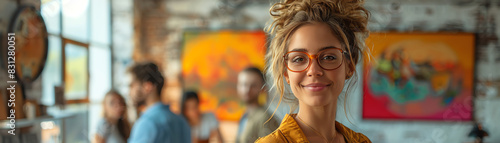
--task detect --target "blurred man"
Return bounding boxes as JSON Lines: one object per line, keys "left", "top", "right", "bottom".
{"left": 127, "top": 62, "right": 191, "bottom": 143}
{"left": 236, "top": 67, "right": 279, "bottom": 143}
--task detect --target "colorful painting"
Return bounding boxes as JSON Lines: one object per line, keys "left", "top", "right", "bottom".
{"left": 64, "top": 44, "right": 88, "bottom": 100}
{"left": 182, "top": 30, "right": 266, "bottom": 121}
{"left": 363, "top": 33, "right": 474, "bottom": 121}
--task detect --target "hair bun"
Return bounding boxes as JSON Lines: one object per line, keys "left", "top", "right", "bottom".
{"left": 267, "top": 0, "right": 369, "bottom": 36}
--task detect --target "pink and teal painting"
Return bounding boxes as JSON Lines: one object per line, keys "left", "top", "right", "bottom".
{"left": 363, "top": 33, "right": 474, "bottom": 121}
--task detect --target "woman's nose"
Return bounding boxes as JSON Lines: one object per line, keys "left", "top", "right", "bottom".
{"left": 306, "top": 59, "right": 324, "bottom": 77}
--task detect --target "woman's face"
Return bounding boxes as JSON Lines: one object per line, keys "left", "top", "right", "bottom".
{"left": 105, "top": 95, "right": 126, "bottom": 120}
{"left": 284, "top": 22, "right": 350, "bottom": 107}
{"left": 184, "top": 98, "right": 200, "bottom": 123}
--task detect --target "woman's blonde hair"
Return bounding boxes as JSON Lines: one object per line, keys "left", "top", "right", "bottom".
{"left": 264, "top": 0, "right": 370, "bottom": 118}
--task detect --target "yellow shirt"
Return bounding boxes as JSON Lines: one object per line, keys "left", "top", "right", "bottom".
{"left": 255, "top": 114, "right": 371, "bottom": 143}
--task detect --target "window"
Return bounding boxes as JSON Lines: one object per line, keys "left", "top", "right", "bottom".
{"left": 41, "top": 0, "right": 112, "bottom": 105}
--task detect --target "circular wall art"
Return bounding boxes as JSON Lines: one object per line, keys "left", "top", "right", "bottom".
{"left": 5, "top": 5, "right": 49, "bottom": 84}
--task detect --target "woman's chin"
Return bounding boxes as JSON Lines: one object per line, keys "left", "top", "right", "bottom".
{"left": 293, "top": 90, "right": 339, "bottom": 107}
{"left": 304, "top": 97, "right": 334, "bottom": 107}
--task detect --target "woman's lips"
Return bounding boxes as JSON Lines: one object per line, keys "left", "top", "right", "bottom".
{"left": 302, "top": 83, "right": 331, "bottom": 92}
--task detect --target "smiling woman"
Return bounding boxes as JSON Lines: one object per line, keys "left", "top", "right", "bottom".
{"left": 257, "top": 0, "right": 371, "bottom": 143}
{"left": 285, "top": 23, "right": 350, "bottom": 108}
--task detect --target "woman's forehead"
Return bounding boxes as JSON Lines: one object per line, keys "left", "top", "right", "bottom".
{"left": 106, "top": 95, "right": 123, "bottom": 102}
{"left": 287, "top": 23, "right": 342, "bottom": 53}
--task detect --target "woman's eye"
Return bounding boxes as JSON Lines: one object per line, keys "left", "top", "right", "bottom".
{"left": 292, "top": 57, "right": 305, "bottom": 63}
{"left": 322, "top": 55, "right": 337, "bottom": 61}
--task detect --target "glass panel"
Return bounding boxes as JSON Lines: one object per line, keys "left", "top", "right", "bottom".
{"left": 62, "top": 0, "right": 89, "bottom": 42}
{"left": 64, "top": 111, "right": 89, "bottom": 143}
{"left": 88, "top": 103, "right": 103, "bottom": 141}
{"left": 41, "top": 0, "right": 61, "bottom": 35}
{"left": 42, "top": 35, "right": 62, "bottom": 106}
{"left": 88, "top": 45, "right": 111, "bottom": 139}
{"left": 89, "top": 45, "right": 111, "bottom": 102}
{"left": 90, "top": 0, "right": 110, "bottom": 45}
{"left": 64, "top": 44, "right": 88, "bottom": 100}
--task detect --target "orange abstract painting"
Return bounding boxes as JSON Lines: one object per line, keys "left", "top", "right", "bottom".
{"left": 182, "top": 30, "right": 266, "bottom": 121}
{"left": 363, "top": 33, "right": 474, "bottom": 121}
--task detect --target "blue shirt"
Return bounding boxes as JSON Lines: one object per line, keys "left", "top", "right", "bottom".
{"left": 128, "top": 102, "right": 191, "bottom": 143}
{"left": 236, "top": 113, "right": 248, "bottom": 140}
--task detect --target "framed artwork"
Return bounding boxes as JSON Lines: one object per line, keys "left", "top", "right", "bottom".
{"left": 63, "top": 39, "right": 89, "bottom": 103}
{"left": 362, "top": 33, "right": 474, "bottom": 121}
{"left": 5, "top": 5, "right": 49, "bottom": 84}
{"left": 181, "top": 30, "right": 266, "bottom": 121}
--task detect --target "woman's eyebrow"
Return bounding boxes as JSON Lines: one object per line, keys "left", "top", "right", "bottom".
{"left": 289, "top": 46, "right": 340, "bottom": 52}
{"left": 318, "top": 46, "right": 339, "bottom": 52}
{"left": 290, "top": 48, "right": 307, "bottom": 52}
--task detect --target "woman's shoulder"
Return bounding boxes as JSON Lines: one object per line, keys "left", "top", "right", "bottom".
{"left": 96, "top": 118, "right": 113, "bottom": 137}
{"left": 335, "top": 122, "right": 372, "bottom": 143}
{"left": 346, "top": 132, "right": 371, "bottom": 143}
{"left": 255, "top": 129, "right": 285, "bottom": 143}
{"left": 97, "top": 118, "right": 112, "bottom": 127}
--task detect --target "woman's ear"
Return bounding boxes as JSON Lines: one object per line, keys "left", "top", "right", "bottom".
{"left": 346, "top": 71, "right": 354, "bottom": 79}
{"left": 345, "top": 63, "right": 355, "bottom": 79}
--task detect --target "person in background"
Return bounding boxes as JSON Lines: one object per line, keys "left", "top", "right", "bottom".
{"left": 469, "top": 122, "right": 489, "bottom": 143}
{"left": 181, "top": 91, "right": 223, "bottom": 143}
{"left": 94, "top": 90, "right": 131, "bottom": 143}
{"left": 235, "top": 67, "right": 280, "bottom": 143}
{"left": 127, "top": 62, "right": 191, "bottom": 143}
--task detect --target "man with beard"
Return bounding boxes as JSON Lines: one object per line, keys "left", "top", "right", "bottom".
{"left": 235, "top": 67, "right": 279, "bottom": 143}
{"left": 127, "top": 62, "right": 191, "bottom": 143}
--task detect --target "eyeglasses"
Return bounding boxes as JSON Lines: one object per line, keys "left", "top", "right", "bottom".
{"left": 283, "top": 48, "right": 347, "bottom": 72}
